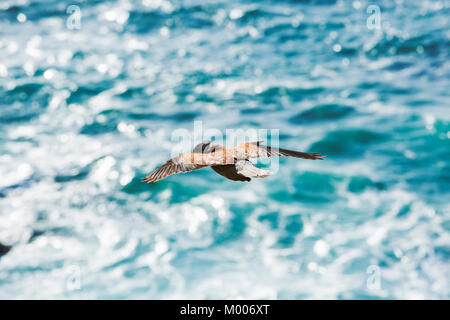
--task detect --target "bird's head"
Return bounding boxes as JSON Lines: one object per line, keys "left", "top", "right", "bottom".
{"left": 193, "top": 141, "right": 213, "bottom": 154}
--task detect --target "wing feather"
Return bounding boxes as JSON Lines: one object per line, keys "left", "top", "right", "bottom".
{"left": 235, "top": 160, "right": 272, "bottom": 178}
{"left": 237, "top": 142, "right": 325, "bottom": 160}
{"left": 142, "top": 160, "right": 206, "bottom": 183}
{"left": 211, "top": 165, "right": 250, "bottom": 182}
{"left": 211, "top": 160, "right": 272, "bottom": 182}
{"left": 266, "top": 147, "right": 324, "bottom": 160}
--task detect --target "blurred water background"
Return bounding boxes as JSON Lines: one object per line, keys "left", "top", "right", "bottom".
{"left": 0, "top": 0, "right": 449, "bottom": 299}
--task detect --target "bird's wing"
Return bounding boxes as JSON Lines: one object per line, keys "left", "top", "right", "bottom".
{"left": 236, "top": 141, "right": 325, "bottom": 160}
{"left": 211, "top": 165, "right": 250, "bottom": 182}
{"left": 211, "top": 160, "right": 272, "bottom": 182}
{"left": 235, "top": 159, "right": 272, "bottom": 178}
{"left": 142, "top": 159, "right": 207, "bottom": 183}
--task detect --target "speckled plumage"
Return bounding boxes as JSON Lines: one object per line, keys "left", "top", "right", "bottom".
{"left": 142, "top": 141, "right": 324, "bottom": 183}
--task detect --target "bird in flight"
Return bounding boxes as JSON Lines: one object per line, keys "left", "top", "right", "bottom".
{"left": 142, "top": 141, "right": 324, "bottom": 183}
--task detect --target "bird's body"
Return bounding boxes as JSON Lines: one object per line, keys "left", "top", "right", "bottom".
{"left": 142, "top": 141, "right": 324, "bottom": 183}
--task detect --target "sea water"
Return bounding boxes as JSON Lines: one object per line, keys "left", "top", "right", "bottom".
{"left": 0, "top": 0, "right": 448, "bottom": 299}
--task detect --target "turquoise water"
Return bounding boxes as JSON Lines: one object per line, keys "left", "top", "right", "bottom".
{"left": 0, "top": 0, "right": 449, "bottom": 299}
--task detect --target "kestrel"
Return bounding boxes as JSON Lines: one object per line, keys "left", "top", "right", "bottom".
{"left": 142, "top": 141, "right": 324, "bottom": 183}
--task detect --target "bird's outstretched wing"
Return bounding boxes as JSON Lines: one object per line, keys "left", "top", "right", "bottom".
{"left": 235, "top": 159, "right": 272, "bottom": 178}
{"left": 211, "top": 159, "right": 272, "bottom": 182}
{"left": 142, "top": 160, "right": 206, "bottom": 183}
{"left": 211, "top": 165, "right": 250, "bottom": 182}
{"left": 236, "top": 141, "right": 325, "bottom": 160}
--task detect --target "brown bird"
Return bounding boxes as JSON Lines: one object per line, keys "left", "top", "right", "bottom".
{"left": 142, "top": 141, "right": 324, "bottom": 183}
